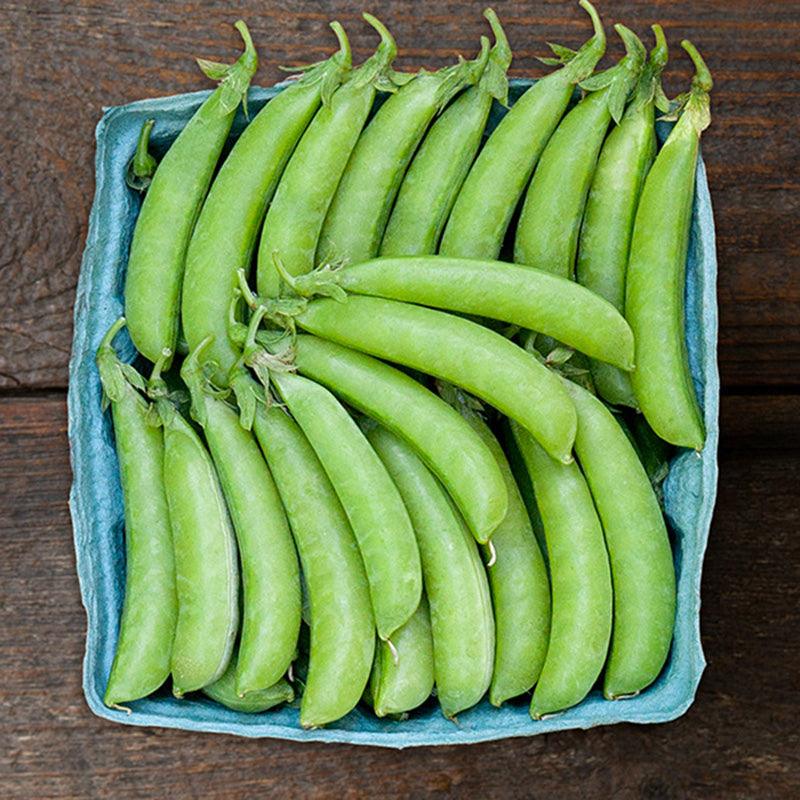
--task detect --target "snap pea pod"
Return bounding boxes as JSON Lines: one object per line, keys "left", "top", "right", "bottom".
{"left": 563, "top": 378, "right": 676, "bottom": 699}
{"left": 126, "top": 21, "right": 257, "bottom": 364}
{"left": 626, "top": 41, "right": 712, "bottom": 450}
{"left": 511, "top": 421, "right": 612, "bottom": 719}
{"left": 368, "top": 426, "right": 494, "bottom": 719}
{"left": 316, "top": 40, "right": 490, "bottom": 266}
{"left": 181, "top": 24, "right": 351, "bottom": 387}
{"left": 449, "top": 399, "right": 550, "bottom": 706}
{"left": 97, "top": 320, "right": 177, "bottom": 708}
{"left": 271, "top": 372, "right": 422, "bottom": 641}
{"left": 257, "top": 15, "right": 397, "bottom": 297}
{"left": 514, "top": 25, "right": 647, "bottom": 276}
{"left": 181, "top": 345, "right": 301, "bottom": 694}
{"left": 577, "top": 27, "right": 669, "bottom": 408}
{"left": 439, "top": 0, "right": 605, "bottom": 259}
{"left": 203, "top": 655, "right": 294, "bottom": 713}
{"left": 370, "top": 595, "right": 435, "bottom": 717}
{"left": 379, "top": 10, "right": 510, "bottom": 256}
{"left": 294, "top": 295, "right": 576, "bottom": 463}
{"left": 252, "top": 405, "right": 374, "bottom": 728}
{"left": 150, "top": 370, "right": 239, "bottom": 697}
{"left": 336, "top": 256, "right": 634, "bottom": 369}
{"left": 280, "top": 335, "right": 506, "bottom": 542}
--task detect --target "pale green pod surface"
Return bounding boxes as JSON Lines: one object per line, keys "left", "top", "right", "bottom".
{"left": 563, "top": 380, "right": 676, "bottom": 699}
{"left": 292, "top": 335, "right": 507, "bottom": 543}
{"left": 367, "top": 425, "right": 494, "bottom": 719}
{"left": 272, "top": 372, "right": 421, "bottom": 641}
{"left": 462, "top": 413, "right": 550, "bottom": 706}
{"left": 162, "top": 405, "right": 239, "bottom": 696}
{"left": 370, "top": 595, "right": 435, "bottom": 717}
{"left": 98, "top": 323, "right": 177, "bottom": 708}
{"left": 181, "top": 353, "right": 301, "bottom": 695}
{"left": 253, "top": 406, "right": 375, "bottom": 728}
{"left": 203, "top": 655, "right": 294, "bottom": 713}
{"left": 511, "top": 421, "right": 612, "bottom": 719}
{"left": 126, "top": 22, "right": 257, "bottom": 364}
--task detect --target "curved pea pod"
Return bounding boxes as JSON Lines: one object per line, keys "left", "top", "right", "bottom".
{"left": 181, "top": 23, "right": 351, "bottom": 388}
{"left": 97, "top": 320, "right": 177, "bottom": 708}
{"left": 514, "top": 25, "right": 647, "bottom": 277}
{"left": 563, "top": 380, "right": 676, "bottom": 699}
{"left": 367, "top": 425, "right": 494, "bottom": 719}
{"left": 271, "top": 372, "right": 421, "bottom": 640}
{"left": 577, "top": 27, "right": 669, "bottom": 408}
{"left": 316, "top": 38, "right": 491, "bottom": 266}
{"left": 154, "top": 392, "right": 239, "bottom": 697}
{"left": 181, "top": 346, "right": 301, "bottom": 694}
{"left": 440, "top": 0, "right": 606, "bottom": 259}
{"left": 626, "top": 41, "right": 712, "bottom": 450}
{"left": 380, "top": 10, "right": 511, "bottom": 257}
{"left": 257, "top": 15, "right": 397, "bottom": 297}
{"left": 126, "top": 21, "right": 257, "bottom": 364}
{"left": 454, "top": 406, "right": 550, "bottom": 706}
{"left": 252, "top": 405, "right": 375, "bottom": 728}
{"left": 337, "top": 256, "right": 634, "bottom": 370}
{"left": 370, "top": 595, "right": 435, "bottom": 717}
{"left": 511, "top": 421, "right": 612, "bottom": 719}
{"left": 295, "top": 295, "right": 577, "bottom": 463}
{"left": 290, "top": 335, "right": 506, "bottom": 543}
{"left": 203, "top": 655, "right": 294, "bottom": 713}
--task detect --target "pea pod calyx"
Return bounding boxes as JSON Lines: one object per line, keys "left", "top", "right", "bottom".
{"left": 628, "top": 25, "right": 670, "bottom": 115}
{"left": 538, "top": 0, "right": 606, "bottom": 85}
{"left": 662, "top": 40, "right": 712, "bottom": 133}
{"left": 478, "top": 8, "right": 512, "bottom": 105}
{"left": 96, "top": 318, "right": 147, "bottom": 407}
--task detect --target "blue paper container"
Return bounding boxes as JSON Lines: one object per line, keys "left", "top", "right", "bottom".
{"left": 68, "top": 80, "right": 719, "bottom": 747}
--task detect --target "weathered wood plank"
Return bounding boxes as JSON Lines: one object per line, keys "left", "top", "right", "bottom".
{"left": 0, "top": 1, "right": 797, "bottom": 389}
{"left": 1, "top": 393, "right": 798, "bottom": 798}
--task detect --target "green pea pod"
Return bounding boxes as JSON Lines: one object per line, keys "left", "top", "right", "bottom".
{"left": 203, "top": 655, "right": 294, "bottom": 713}
{"left": 253, "top": 405, "right": 375, "bottom": 728}
{"left": 367, "top": 425, "right": 494, "bottom": 719}
{"left": 152, "top": 386, "right": 239, "bottom": 697}
{"left": 380, "top": 10, "right": 511, "bottom": 256}
{"left": 181, "top": 345, "right": 301, "bottom": 694}
{"left": 257, "top": 15, "right": 397, "bottom": 297}
{"left": 97, "top": 320, "right": 177, "bottom": 708}
{"left": 440, "top": 0, "right": 605, "bottom": 259}
{"left": 511, "top": 421, "right": 612, "bottom": 719}
{"left": 316, "top": 37, "right": 491, "bottom": 266}
{"left": 288, "top": 335, "right": 507, "bottom": 543}
{"left": 449, "top": 401, "right": 550, "bottom": 707}
{"left": 182, "top": 23, "right": 351, "bottom": 388}
{"left": 336, "top": 256, "right": 634, "bottom": 370}
{"left": 563, "top": 379, "right": 676, "bottom": 699}
{"left": 271, "top": 372, "right": 421, "bottom": 641}
{"left": 126, "top": 21, "right": 257, "bottom": 364}
{"left": 514, "top": 25, "right": 647, "bottom": 277}
{"left": 370, "top": 595, "right": 435, "bottom": 717}
{"left": 576, "top": 28, "right": 669, "bottom": 408}
{"left": 295, "top": 295, "right": 577, "bottom": 463}
{"left": 626, "top": 41, "right": 712, "bottom": 450}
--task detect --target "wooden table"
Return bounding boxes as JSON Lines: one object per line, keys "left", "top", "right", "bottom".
{"left": 1, "top": 2, "right": 798, "bottom": 797}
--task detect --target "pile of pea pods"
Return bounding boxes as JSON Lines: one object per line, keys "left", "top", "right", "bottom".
{"left": 97, "top": 0, "right": 713, "bottom": 728}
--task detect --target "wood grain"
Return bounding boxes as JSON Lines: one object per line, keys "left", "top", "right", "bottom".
{"left": 1, "top": 394, "right": 798, "bottom": 798}
{"left": 0, "top": 0, "right": 797, "bottom": 389}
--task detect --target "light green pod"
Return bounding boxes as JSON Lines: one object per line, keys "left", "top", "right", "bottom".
{"left": 367, "top": 425, "right": 494, "bottom": 719}
{"left": 272, "top": 372, "right": 421, "bottom": 641}
{"left": 511, "top": 421, "right": 612, "bottom": 719}
{"left": 203, "top": 655, "right": 294, "bottom": 713}
{"left": 253, "top": 406, "right": 375, "bottom": 728}
{"left": 126, "top": 22, "right": 257, "bottom": 364}
{"left": 98, "top": 320, "right": 177, "bottom": 708}
{"left": 563, "top": 380, "right": 676, "bottom": 699}
{"left": 157, "top": 397, "right": 239, "bottom": 697}
{"left": 370, "top": 595, "right": 435, "bottom": 717}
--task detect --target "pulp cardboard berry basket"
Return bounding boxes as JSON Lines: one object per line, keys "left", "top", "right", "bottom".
{"left": 68, "top": 79, "right": 719, "bottom": 747}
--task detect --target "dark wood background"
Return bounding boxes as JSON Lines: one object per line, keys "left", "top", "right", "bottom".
{"left": 1, "top": 1, "right": 798, "bottom": 797}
